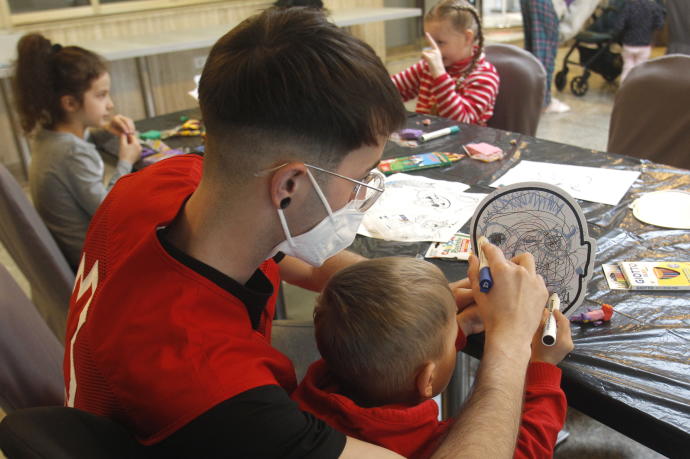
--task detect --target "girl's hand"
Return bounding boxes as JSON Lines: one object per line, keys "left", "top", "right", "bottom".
{"left": 422, "top": 33, "right": 446, "bottom": 79}
{"left": 106, "top": 114, "right": 136, "bottom": 141}
{"left": 117, "top": 132, "right": 142, "bottom": 165}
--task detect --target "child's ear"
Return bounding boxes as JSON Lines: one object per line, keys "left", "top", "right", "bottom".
{"left": 464, "top": 29, "right": 475, "bottom": 45}
{"left": 60, "top": 94, "right": 81, "bottom": 113}
{"left": 415, "top": 362, "right": 436, "bottom": 400}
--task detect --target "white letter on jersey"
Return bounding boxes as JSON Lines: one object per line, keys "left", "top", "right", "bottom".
{"left": 66, "top": 254, "right": 99, "bottom": 407}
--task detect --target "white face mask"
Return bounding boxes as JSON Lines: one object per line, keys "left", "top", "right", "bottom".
{"left": 269, "top": 170, "right": 364, "bottom": 267}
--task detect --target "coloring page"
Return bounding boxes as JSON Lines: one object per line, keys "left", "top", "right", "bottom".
{"left": 359, "top": 174, "right": 485, "bottom": 242}
{"left": 490, "top": 160, "right": 640, "bottom": 206}
{"left": 470, "top": 182, "right": 596, "bottom": 312}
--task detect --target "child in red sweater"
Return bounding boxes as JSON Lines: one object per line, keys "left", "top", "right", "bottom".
{"left": 391, "top": 0, "right": 499, "bottom": 125}
{"left": 292, "top": 257, "right": 573, "bottom": 459}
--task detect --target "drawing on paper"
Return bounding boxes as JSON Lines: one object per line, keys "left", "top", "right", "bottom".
{"left": 470, "top": 182, "right": 596, "bottom": 312}
{"left": 359, "top": 174, "right": 485, "bottom": 243}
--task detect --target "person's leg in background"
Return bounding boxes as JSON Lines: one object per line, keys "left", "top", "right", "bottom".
{"left": 521, "top": 0, "right": 534, "bottom": 54}
{"left": 619, "top": 45, "right": 636, "bottom": 82}
{"left": 521, "top": 0, "right": 570, "bottom": 113}
{"left": 620, "top": 45, "right": 652, "bottom": 83}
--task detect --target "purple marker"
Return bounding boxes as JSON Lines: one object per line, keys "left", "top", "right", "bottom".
{"left": 477, "top": 236, "right": 493, "bottom": 292}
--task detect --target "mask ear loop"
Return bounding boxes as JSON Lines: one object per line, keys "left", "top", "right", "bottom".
{"left": 277, "top": 208, "right": 296, "bottom": 248}
{"left": 306, "top": 168, "right": 335, "bottom": 219}
{"left": 276, "top": 168, "right": 335, "bottom": 249}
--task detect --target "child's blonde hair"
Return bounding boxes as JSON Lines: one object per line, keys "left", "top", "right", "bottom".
{"left": 314, "top": 257, "right": 455, "bottom": 407}
{"left": 425, "top": 0, "right": 484, "bottom": 80}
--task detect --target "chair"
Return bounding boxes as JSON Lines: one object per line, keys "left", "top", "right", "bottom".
{"left": 0, "top": 407, "right": 147, "bottom": 459}
{"left": 0, "top": 263, "right": 64, "bottom": 413}
{"left": 607, "top": 55, "right": 690, "bottom": 170}
{"left": 485, "top": 43, "right": 546, "bottom": 136}
{"left": 271, "top": 319, "right": 320, "bottom": 382}
{"left": 0, "top": 164, "right": 74, "bottom": 341}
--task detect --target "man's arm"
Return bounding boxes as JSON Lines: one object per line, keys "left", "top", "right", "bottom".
{"left": 278, "top": 250, "right": 366, "bottom": 292}
{"left": 339, "top": 437, "right": 404, "bottom": 458}
{"left": 433, "top": 243, "right": 548, "bottom": 458}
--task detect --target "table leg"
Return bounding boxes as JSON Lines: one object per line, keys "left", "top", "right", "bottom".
{"left": 135, "top": 57, "right": 157, "bottom": 118}
{"left": 1, "top": 77, "right": 31, "bottom": 179}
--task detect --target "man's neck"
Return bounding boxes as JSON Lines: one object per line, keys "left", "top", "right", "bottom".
{"left": 164, "top": 181, "right": 277, "bottom": 285}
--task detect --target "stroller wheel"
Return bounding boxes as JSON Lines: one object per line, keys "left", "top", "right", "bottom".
{"left": 555, "top": 70, "right": 568, "bottom": 91}
{"left": 571, "top": 75, "right": 589, "bottom": 97}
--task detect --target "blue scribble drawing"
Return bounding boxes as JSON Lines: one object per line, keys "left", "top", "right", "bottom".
{"left": 470, "top": 182, "right": 596, "bottom": 313}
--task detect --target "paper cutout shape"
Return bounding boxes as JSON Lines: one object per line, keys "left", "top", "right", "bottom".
{"left": 630, "top": 190, "right": 690, "bottom": 229}
{"left": 470, "top": 182, "right": 596, "bottom": 313}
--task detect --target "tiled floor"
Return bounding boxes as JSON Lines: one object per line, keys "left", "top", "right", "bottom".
{"left": 0, "top": 43, "right": 669, "bottom": 458}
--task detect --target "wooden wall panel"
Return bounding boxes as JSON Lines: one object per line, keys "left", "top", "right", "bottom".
{"left": 147, "top": 48, "right": 208, "bottom": 115}
{"left": 0, "top": 85, "right": 18, "bottom": 166}
{"left": 109, "top": 59, "right": 147, "bottom": 121}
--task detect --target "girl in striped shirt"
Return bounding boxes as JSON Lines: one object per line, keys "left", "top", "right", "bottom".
{"left": 392, "top": 0, "right": 499, "bottom": 126}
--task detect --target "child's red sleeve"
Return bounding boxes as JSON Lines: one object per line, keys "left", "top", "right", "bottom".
{"left": 391, "top": 60, "right": 425, "bottom": 102}
{"left": 514, "top": 362, "right": 567, "bottom": 459}
{"left": 455, "top": 327, "right": 467, "bottom": 351}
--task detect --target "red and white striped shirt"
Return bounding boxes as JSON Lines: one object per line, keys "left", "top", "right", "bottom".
{"left": 391, "top": 53, "right": 500, "bottom": 126}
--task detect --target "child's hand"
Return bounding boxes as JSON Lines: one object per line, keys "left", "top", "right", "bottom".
{"left": 449, "top": 277, "right": 474, "bottom": 312}
{"left": 106, "top": 114, "right": 136, "bottom": 141}
{"left": 457, "top": 304, "right": 483, "bottom": 337}
{"left": 468, "top": 243, "right": 548, "bottom": 350}
{"left": 118, "top": 133, "right": 142, "bottom": 165}
{"left": 530, "top": 309, "right": 574, "bottom": 365}
{"left": 422, "top": 33, "right": 446, "bottom": 79}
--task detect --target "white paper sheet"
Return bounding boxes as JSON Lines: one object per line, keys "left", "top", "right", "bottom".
{"left": 358, "top": 174, "right": 485, "bottom": 242}
{"left": 490, "top": 160, "right": 640, "bottom": 206}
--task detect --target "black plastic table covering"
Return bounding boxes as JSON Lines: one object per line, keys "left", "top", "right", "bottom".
{"left": 137, "top": 109, "right": 690, "bottom": 456}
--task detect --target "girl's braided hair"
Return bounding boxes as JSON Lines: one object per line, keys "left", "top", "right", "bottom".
{"left": 425, "top": 0, "right": 484, "bottom": 81}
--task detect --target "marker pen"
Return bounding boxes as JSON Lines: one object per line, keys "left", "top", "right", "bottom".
{"left": 542, "top": 293, "right": 560, "bottom": 346}
{"left": 419, "top": 125, "right": 460, "bottom": 142}
{"left": 477, "top": 236, "right": 493, "bottom": 293}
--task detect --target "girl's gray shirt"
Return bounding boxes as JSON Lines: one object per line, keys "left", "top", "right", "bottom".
{"left": 29, "top": 129, "right": 132, "bottom": 269}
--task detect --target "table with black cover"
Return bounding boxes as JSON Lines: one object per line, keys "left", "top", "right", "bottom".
{"left": 136, "top": 109, "right": 690, "bottom": 457}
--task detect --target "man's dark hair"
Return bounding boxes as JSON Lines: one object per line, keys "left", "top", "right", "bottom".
{"left": 274, "top": 0, "right": 323, "bottom": 8}
{"left": 199, "top": 7, "right": 405, "bottom": 179}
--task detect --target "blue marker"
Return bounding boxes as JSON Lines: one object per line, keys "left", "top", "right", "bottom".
{"left": 477, "top": 236, "right": 493, "bottom": 292}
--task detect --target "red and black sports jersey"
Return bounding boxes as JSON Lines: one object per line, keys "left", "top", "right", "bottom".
{"left": 63, "top": 155, "right": 296, "bottom": 445}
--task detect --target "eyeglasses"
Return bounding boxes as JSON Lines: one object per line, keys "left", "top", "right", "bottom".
{"left": 255, "top": 163, "right": 385, "bottom": 212}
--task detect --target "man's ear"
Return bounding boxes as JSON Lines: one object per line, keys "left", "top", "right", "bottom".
{"left": 415, "top": 362, "right": 436, "bottom": 400}
{"left": 60, "top": 94, "right": 81, "bottom": 114}
{"left": 269, "top": 162, "right": 308, "bottom": 210}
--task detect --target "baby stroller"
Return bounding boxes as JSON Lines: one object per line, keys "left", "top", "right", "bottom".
{"left": 555, "top": 0, "right": 624, "bottom": 96}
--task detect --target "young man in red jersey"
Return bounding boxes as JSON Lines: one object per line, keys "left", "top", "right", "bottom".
{"left": 64, "top": 6, "right": 549, "bottom": 457}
